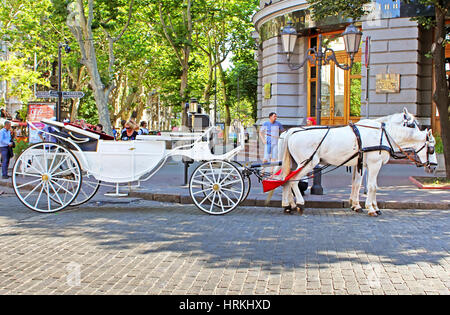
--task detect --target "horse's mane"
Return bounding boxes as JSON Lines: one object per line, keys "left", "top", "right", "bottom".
{"left": 373, "top": 112, "right": 416, "bottom": 124}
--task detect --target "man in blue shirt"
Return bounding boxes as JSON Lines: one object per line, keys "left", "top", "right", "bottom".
{"left": 259, "top": 112, "right": 285, "bottom": 163}
{"left": 0, "top": 121, "right": 13, "bottom": 179}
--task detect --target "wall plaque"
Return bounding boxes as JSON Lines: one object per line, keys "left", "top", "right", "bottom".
{"left": 376, "top": 73, "right": 400, "bottom": 93}
{"left": 264, "top": 83, "right": 272, "bottom": 99}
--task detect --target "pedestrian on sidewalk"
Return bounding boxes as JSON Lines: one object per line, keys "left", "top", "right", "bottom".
{"left": 259, "top": 112, "right": 285, "bottom": 164}
{"left": 0, "top": 120, "right": 14, "bottom": 179}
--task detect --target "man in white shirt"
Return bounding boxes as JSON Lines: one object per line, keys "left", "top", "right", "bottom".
{"left": 0, "top": 121, "right": 13, "bottom": 179}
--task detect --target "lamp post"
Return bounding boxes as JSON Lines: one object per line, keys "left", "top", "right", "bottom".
{"left": 57, "top": 42, "right": 71, "bottom": 122}
{"left": 189, "top": 97, "right": 199, "bottom": 131}
{"left": 182, "top": 97, "right": 199, "bottom": 186}
{"left": 281, "top": 21, "right": 362, "bottom": 195}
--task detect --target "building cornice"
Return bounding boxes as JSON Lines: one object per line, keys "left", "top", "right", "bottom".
{"left": 253, "top": 0, "right": 309, "bottom": 31}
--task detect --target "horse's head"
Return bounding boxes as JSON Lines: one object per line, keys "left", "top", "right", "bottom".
{"left": 401, "top": 107, "right": 418, "bottom": 128}
{"left": 382, "top": 109, "right": 437, "bottom": 173}
{"left": 414, "top": 129, "right": 438, "bottom": 173}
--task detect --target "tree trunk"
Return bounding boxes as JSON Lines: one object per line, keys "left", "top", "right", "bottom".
{"left": 180, "top": 65, "right": 189, "bottom": 128}
{"left": 202, "top": 54, "right": 214, "bottom": 115}
{"left": 433, "top": 3, "right": 450, "bottom": 178}
{"left": 218, "top": 63, "right": 231, "bottom": 143}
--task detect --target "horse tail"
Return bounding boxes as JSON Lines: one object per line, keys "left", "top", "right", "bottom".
{"left": 281, "top": 130, "right": 293, "bottom": 178}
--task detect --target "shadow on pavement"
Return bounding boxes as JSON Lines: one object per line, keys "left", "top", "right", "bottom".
{"left": 1, "top": 197, "right": 448, "bottom": 272}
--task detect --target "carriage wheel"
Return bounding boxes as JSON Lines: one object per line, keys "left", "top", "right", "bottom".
{"left": 50, "top": 169, "right": 100, "bottom": 207}
{"left": 189, "top": 160, "right": 244, "bottom": 215}
{"left": 233, "top": 162, "right": 251, "bottom": 204}
{"left": 12, "top": 142, "right": 82, "bottom": 213}
{"left": 198, "top": 162, "right": 251, "bottom": 207}
{"left": 69, "top": 173, "right": 100, "bottom": 206}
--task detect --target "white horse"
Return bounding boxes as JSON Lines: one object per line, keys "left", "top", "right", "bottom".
{"left": 277, "top": 109, "right": 438, "bottom": 217}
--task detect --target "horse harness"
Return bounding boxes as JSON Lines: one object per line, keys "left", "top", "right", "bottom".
{"left": 293, "top": 122, "right": 432, "bottom": 175}
{"left": 349, "top": 122, "right": 434, "bottom": 171}
{"left": 247, "top": 121, "right": 433, "bottom": 185}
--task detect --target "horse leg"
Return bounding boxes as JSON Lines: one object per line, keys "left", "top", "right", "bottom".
{"left": 289, "top": 158, "right": 318, "bottom": 215}
{"left": 365, "top": 159, "right": 383, "bottom": 217}
{"left": 291, "top": 181, "right": 305, "bottom": 215}
{"left": 371, "top": 183, "right": 382, "bottom": 216}
{"left": 281, "top": 183, "right": 293, "bottom": 214}
{"left": 349, "top": 166, "right": 356, "bottom": 207}
{"left": 350, "top": 167, "right": 364, "bottom": 213}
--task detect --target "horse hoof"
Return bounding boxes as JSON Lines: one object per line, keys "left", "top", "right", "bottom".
{"left": 368, "top": 211, "right": 378, "bottom": 217}
{"left": 296, "top": 205, "right": 304, "bottom": 215}
{"left": 352, "top": 206, "right": 363, "bottom": 213}
{"left": 376, "top": 210, "right": 382, "bottom": 216}
{"left": 283, "top": 206, "right": 292, "bottom": 214}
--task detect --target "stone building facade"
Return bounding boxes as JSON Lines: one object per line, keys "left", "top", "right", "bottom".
{"left": 253, "top": 0, "right": 448, "bottom": 129}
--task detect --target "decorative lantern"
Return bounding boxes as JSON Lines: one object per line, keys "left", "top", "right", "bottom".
{"left": 281, "top": 21, "right": 298, "bottom": 61}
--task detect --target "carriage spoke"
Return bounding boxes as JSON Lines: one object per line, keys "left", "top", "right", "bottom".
{"left": 51, "top": 164, "right": 79, "bottom": 178}
{"left": 47, "top": 147, "right": 60, "bottom": 174}
{"left": 219, "top": 170, "right": 234, "bottom": 185}
{"left": 15, "top": 172, "right": 42, "bottom": 178}
{"left": 50, "top": 179, "right": 75, "bottom": 197}
{"left": 45, "top": 182, "right": 52, "bottom": 212}
{"left": 198, "top": 170, "right": 215, "bottom": 185}
{"left": 15, "top": 178, "right": 42, "bottom": 189}
{"left": 198, "top": 189, "right": 215, "bottom": 206}
{"left": 221, "top": 179, "right": 242, "bottom": 186}
{"left": 216, "top": 191, "right": 226, "bottom": 213}
{"left": 221, "top": 187, "right": 241, "bottom": 194}
{"left": 192, "top": 179, "right": 214, "bottom": 186}
{"left": 209, "top": 162, "right": 216, "bottom": 182}
{"left": 23, "top": 181, "right": 43, "bottom": 201}
{"left": 192, "top": 187, "right": 214, "bottom": 195}
{"left": 49, "top": 155, "right": 71, "bottom": 175}
{"left": 209, "top": 191, "right": 216, "bottom": 213}
{"left": 34, "top": 184, "right": 45, "bottom": 208}
{"left": 48, "top": 181, "right": 64, "bottom": 206}
{"left": 26, "top": 161, "right": 44, "bottom": 175}
{"left": 52, "top": 177, "right": 80, "bottom": 184}
{"left": 218, "top": 190, "right": 237, "bottom": 208}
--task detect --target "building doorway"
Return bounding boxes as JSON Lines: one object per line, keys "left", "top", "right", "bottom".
{"left": 307, "top": 32, "right": 362, "bottom": 125}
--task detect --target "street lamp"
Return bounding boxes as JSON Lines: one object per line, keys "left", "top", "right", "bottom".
{"left": 281, "top": 21, "right": 362, "bottom": 195}
{"left": 182, "top": 97, "right": 199, "bottom": 186}
{"left": 189, "top": 97, "right": 198, "bottom": 131}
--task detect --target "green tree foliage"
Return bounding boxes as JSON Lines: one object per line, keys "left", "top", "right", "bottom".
{"left": 307, "top": 0, "right": 371, "bottom": 22}
{"left": 0, "top": 0, "right": 259, "bottom": 133}
{"left": 0, "top": 56, "right": 49, "bottom": 104}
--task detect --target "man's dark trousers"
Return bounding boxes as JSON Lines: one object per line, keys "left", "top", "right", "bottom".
{"left": 0, "top": 146, "right": 11, "bottom": 177}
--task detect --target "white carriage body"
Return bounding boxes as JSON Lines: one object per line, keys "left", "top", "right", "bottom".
{"left": 15, "top": 120, "right": 247, "bottom": 214}
{"left": 30, "top": 119, "right": 244, "bottom": 184}
{"left": 74, "top": 140, "right": 166, "bottom": 183}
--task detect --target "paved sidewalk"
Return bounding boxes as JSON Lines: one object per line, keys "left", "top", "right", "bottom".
{"left": 0, "top": 196, "right": 449, "bottom": 295}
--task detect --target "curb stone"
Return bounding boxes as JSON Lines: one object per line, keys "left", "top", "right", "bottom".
{"left": 1, "top": 181, "right": 448, "bottom": 210}
{"left": 128, "top": 191, "right": 449, "bottom": 210}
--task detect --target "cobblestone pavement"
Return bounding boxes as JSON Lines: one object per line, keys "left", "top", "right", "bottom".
{"left": 0, "top": 195, "right": 449, "bottom": 295}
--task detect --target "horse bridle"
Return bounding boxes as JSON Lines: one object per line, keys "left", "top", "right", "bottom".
{"left": 382, "top": 123, "right": 436, "bottom": 168}
{"left": 355, "top": 121, "right": 436, "bottom": 168}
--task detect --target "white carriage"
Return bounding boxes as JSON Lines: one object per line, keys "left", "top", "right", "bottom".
{"left": 12, "top": 119, "right": 250, "bottom": 215}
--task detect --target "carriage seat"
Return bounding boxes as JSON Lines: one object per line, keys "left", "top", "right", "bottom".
{"left": 41, "top": 119, "right": 100, "bottom": 152}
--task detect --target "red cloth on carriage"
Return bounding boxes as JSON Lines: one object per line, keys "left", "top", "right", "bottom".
{"left": 261, "top": 167, "right": 305, "bottom": 193}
